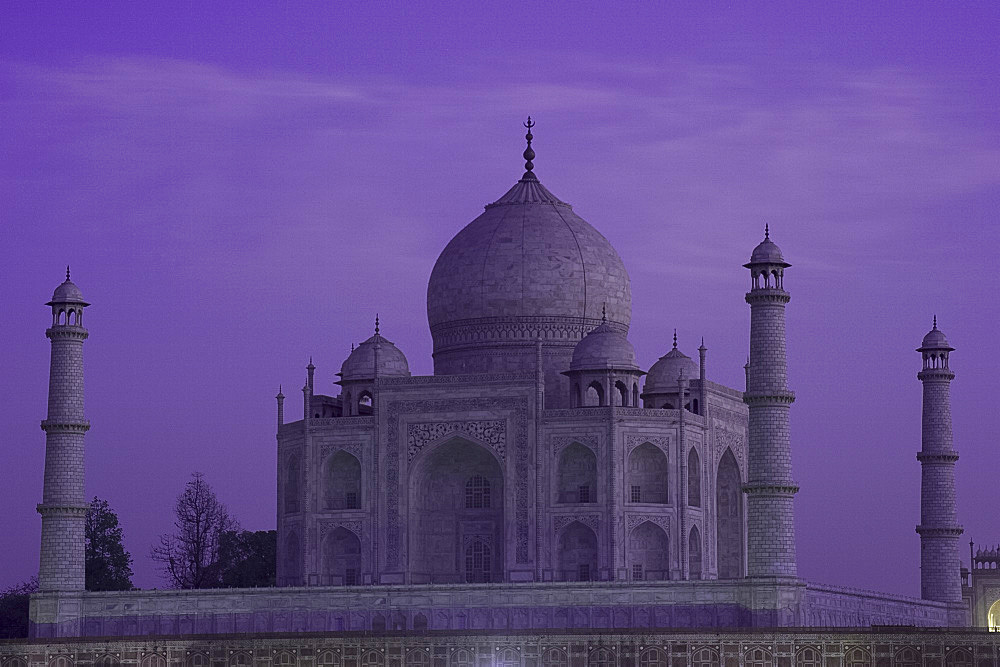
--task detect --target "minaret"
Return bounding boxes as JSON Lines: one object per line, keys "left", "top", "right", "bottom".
{"left": 916, "top": 317, "right": 963, "bottom": 602}
{"left": 38, "top": 268, "right": 90, "bottom": 591}
{"left": 743, "top": 227, "right": 798, "bottom": 578}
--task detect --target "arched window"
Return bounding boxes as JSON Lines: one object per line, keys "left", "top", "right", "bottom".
{"left": 496, "top": 649, "right": 519, "bottom": 667}
{"left": 450, "top": 650, "right": 474, "bottom": 667}
{"left": 229, "top": 654, "right": 251, "bottom": 667}
{"left": 404, "top": 650, "right": 429, "bottom": 667}
{"left": 317, "top": 651, "right": 340, "bottom": 667}
{"left": 284, "top": 453, "right": 300, "bottom": 513}
{"left": 629, "top": 521, "right": 669, "bottom": 581}
{"left": 945, "top": 649, "right": 973, "bottom": 667}
{"left": 187, "top": 654, "right": 209, "bottom": 667}
{"left": 272, "top": 654, "right": 294, "bottom": 667}
{"left": 325, "top": 450, "right": 361, "bottom": 510}
{"left": 283, "top": 530, "right": 301, "bottom": 586}
{"left": 843, "top": 648, "right": 871, "bottom": 667}
{"left": 615, "top": 380, "right": 629, "bottom": 406}
{"left": 324, "top": 527, "right": 361, "bottom": 586}
{"left": 358, "top": 391, "right": 373, "bottom": 413}
{"left": 627, "top": 443, "right": 668, "bottom": 504}
{"left": 371, "top": 614, "right": 386, "bottom": 631}
{"left": 688, "top": 447, "right": 701, "bottom": 507}
{"left": 638, "top": 648, "right": 667, "bottom": 667}
{"left": 585, "top": 381, "right": 604, "bottom": 407}
{"left": 464, "top": 539, "right": 491, "bottom": 583}
{"left": 360, "top": 652, "right": 384, "bottom": 667}
{"left": 465, "top": 475, "right": 491, "bottom": 509}
{"left": 142, "top": 657, "right": 165, "bottom": 667}
{"left": 745, "top": 647, "right": 772, "bottom": 667}
{"left": 413, "top": 612, "right": 428, "bottom": 630}
{"left": 894, "top": 648, "right": 919, "bottom": 667}
{"left": 716, "top": 448, "right": 744, "bottom": 579}
{"left": 558, "top": 521, "right": 598, "bottom": 581}
{"left": 49, "top": 659, "right": 74, "bottom": 667}
{"left": 95, "top": 656, "right": 120, "bottom": 667}
{"left": 691, "top": 648, "right": 720, "bottom": 667}
{"left": 540, "top": 648, "right": 568, "bottom": 667}
{"left": 557, "top": 443, "right": 597, "bottom": 504}
{"left": 588, "top": 648, "right": 615, "bottom": 667}
{"left": 689, "top": 525, "right": 702, "bottom": 579}
{"left": 795, "top": 648, "right": 821, "bottom": 667}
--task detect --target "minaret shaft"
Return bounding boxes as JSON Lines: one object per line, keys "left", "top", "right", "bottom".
{"left": 743, "top": 232, "right": 798, "bottom": 579}
{"left": 38, "top": 279, "right": 90, "bottom": 592}
{"left": 916, "top": 326, "right": 962, "bottom": 603}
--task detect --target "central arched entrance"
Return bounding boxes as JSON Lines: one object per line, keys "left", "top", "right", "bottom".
{"left": 409, "top": 437, "right": 504, "bottom": 583}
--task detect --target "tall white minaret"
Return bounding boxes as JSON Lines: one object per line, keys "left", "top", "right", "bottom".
{"left": 38, "top": 268, "right": 90, "bottom": 591}
{"left": 916, "top": 317, "right": 962, "bottom": 602}
{"left": 743, "top": 227, "right": 798, "bottom": 578}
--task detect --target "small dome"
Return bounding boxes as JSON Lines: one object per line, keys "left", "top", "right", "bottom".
{"left": 569, "top": 322, "right": 639, "bottom": 372}
{"left": 918, "top": 319, "right": 954, "bottom": 351}
{"left": 644, "top": 346, "right": 699, "bottom": 394}
{"left": 744, "top": 227, "right": 791, "bottom": 268}
{"left": 339, "top": 333, "right": 410, "bottom": 382}
{"left": 46, "top": 277, "right": 88, "bottom": 306}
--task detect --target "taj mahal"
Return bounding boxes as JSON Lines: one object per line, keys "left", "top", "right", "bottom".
{"left": 12, "top": 121, "right": 1000, "bottom": 664}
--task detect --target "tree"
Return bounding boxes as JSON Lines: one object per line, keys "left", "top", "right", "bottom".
{"left": 85, "top": 497, "right": 134, "bottom": 591}
{"left": 151, "top": 472, "right": 238, "bottom": 589}
{"left": 217, "top": 530, "right": 276, "bottom": 588}
{"left": 0, "top": 577, "right": 37, "bottom": 639}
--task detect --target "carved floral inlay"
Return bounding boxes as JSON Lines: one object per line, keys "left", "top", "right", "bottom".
{"left": 407, "top": 420, "right": 506, "bottom": 462}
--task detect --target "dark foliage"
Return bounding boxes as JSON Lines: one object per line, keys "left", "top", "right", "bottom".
{"left": 0, "top": 577, "right": 37, "bottom": 639}
{"left": 86, "top": 497, "right": 134, "bottom": 591}
{"left": 218, "top": 530, "right": 276, "bottom": 587}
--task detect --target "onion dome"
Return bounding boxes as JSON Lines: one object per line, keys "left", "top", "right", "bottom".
{"left": 427, "top": 118, "right": 631, "bottom": 376}
{"left": 744, "top": 225, "right": 791, "bottom": 268}
{"left": 569, "top": 310, "right": 640, "bottom": 372}
{"left": 338, "top": 317, "right": 411, "bottom": 382}
{"left": 46, "top": 267, "right": 89, "bottom": 306}
{"left": 644, "top": 332, "right": 699, "bottom": 393}
{"left": 918, "top": 316, "right": 954, "bottom": 352}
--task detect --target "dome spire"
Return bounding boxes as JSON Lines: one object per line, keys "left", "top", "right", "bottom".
{"left": 601, "top": 302, "right": 607, "bottom": 324}
{"left": 673, "top": 329, "right": 678, "bottom": 350}
{"left": 375, "top": 313, "right": 380, "bottom": 335}
{"left": 66, "top": 265, "right": 71, "bottom": 281}
{"left": 764, "top": 223, "right": 770, "bottom": 240}
{"left": 522, "top": 116, "right": 537, "bottom": 182}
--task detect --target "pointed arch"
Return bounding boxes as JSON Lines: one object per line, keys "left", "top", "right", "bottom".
{"left": 627, "top": 442, "right": 668, "bottom": 504}
{"left": 614, "top": 380, "right": 628, "bottom": 406}
{"left": 637, "top": 648, "right": 667, "bottom": 667}
{"left": 557, "top": 442, "right": 597, "bottom": 504}
{"left": 716, "top": 448, "right": 744, "bottom": 579}
{"left": 540, "top": 648, "right": 568, "bottom": 667}
{"left": 558, "top": 520, "right": 598, "bottom": 581}
{"left": 316, "top": 652, "right": 340, "bottom": 667}
{"left": 688, "top": 447, "right": 701, "bottom": 507}
{"left": 404, "top": 650, "right": 429, "bottom": 667}
{"left": 843, "top": 648, "right": 870, "bottom": 667}
{"left": 744, "top": 647, "right": 772, "bottom": 667}
{"left": 325, "top": 450, "right": 361, "bottom": 509}
{"left": 691, "top": 648, "right": 720, "bottom": 667}
{"left": 628, "top": 520, "right": 669, "bottom": 581}
{"left": 588, "top": 648, "right": 615, "bottom": 667}
{"left": 284, "top": 453, "right": 300, "bottom": 514}
{"left": 689, "top": 525, "right": 702, "bottom": 579}
{"left": 585, "top": 380, "right": 604, "bottom": 406}
{"left": 945, "top": 648, "right": 973, "bottom": 667}
{"left": 323, "top": 526, "right": 361, "bottom": 585}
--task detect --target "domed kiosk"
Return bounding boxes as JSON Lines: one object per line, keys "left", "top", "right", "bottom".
{"left": 427, "top": 119, "right": 631, "bottom": 408}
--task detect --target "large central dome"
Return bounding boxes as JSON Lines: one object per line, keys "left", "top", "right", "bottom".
{"left": 426, "top": 122, "right": 632, "bottom": 406}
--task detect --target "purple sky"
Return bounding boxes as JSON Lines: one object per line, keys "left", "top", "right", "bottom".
{"left": 2, "top": 3, "right": 998, "bottom": 595}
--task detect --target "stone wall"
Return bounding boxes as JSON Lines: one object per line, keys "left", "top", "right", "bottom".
{"left": 5, "top": 628, "right": 999, "bottom": 667}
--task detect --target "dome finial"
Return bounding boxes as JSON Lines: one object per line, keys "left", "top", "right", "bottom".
{"left": 764, "top": 223, "right": 770, "bottom": 240}
{"left": 673, "top": 329, "right": 678, "bottom": 350}
{"left": 522, "top": 116, "right": 536, "bottom": 181}
{"left": 375, "top": 313, "right": 380, "bottom": 335}
{"left": 65, "top": 265, "right": 71, "bottom": 281}
{"left": 933, "top": 314, "right": 937, "bottom": 330}
{"left": 601, "top": 302, "right": 607, "bottom": 324}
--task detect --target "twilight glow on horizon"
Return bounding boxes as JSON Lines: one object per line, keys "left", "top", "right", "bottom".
{"left": 1, "top": 3, "right": 998, "bottom": 596}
